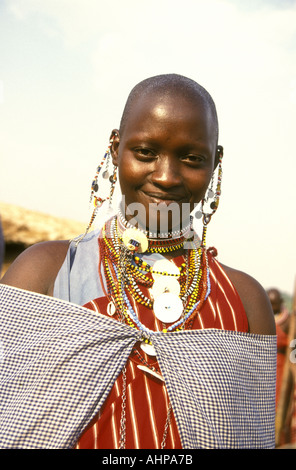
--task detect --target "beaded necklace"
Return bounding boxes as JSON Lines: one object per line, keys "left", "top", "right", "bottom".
{"left": 98, "top": 215, "right": 211, "bottom": 449}
{"left": 98, "top": 216, "right": 211, "bottom": 339}
{"left": 117, "top": 207, "right": 196, "bottom": 253}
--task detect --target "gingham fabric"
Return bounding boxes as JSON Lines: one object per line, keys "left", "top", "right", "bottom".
{"left": 0, "top": 284, "right": 140, "bottom": 449}
{"left": 0, "top": 284, "right": 277, "bottom": 449}
{"left": 153, "top": 329, "right": 277, "bottom": 448}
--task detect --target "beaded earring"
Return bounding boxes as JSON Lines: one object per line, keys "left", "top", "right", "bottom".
{"left": 74, "top": 134, "right": 118, "bottom": 245}
{"left": 90, "top": 135, "right": 118, "bottom": 210}
{"left": 194, "top": 145, "right": 223, "bottom": 247}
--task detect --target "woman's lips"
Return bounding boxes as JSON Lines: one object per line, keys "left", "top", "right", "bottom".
{"left": 142, "top": 191, "right": 186, "bottom": 206}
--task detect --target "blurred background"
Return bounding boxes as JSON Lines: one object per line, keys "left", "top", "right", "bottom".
{"left": 0, "top": 0, "right": 295, "bottom": 300}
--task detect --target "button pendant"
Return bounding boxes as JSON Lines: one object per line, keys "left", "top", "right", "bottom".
{"left": 151, "top": 276, "right": 180, "bottom": 299}
{"left": 122, "top": 228, "right": 148, "bottom": 253}
{"left": 153, "top": 293, "right": 183, "bottom": 323}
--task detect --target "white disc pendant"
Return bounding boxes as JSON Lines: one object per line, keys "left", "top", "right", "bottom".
{"left": 153, "top": 293, "right": 183, "bottom": 323}
{"left": 122, "top": 228, "right": 148, "bottom": 253}
{"left": 151, "top": 276, "right": 180, "bottom": 299}
{"left": 152, "top": 259, "right": 180, "bottom": 280}
{"left": 140, "top": 341, "right": 156, "bottom": 356}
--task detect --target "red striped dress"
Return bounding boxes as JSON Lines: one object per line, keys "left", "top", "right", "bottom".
{"left": 75, "top": 252, "right": 248, "bottom": 449}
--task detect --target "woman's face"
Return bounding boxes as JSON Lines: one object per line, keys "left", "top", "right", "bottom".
{"left": 112, "top": 93, "right": 218, "bottom": 233}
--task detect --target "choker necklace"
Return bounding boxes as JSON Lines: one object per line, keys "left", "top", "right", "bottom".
{"left": 117, "top": 207, "right": 198, "bottom": 253}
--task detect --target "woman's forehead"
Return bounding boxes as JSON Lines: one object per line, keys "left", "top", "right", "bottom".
{"left": 134, "top": 91, "right": 207, "bottom": 114}
{"left": 121, "top": 92, "right": 216, "bottom": 139}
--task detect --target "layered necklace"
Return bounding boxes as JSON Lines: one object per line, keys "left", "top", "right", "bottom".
{"left": 98, "top": 213, "right": 211, "bottom": 448}
{"left": 99, "top": 216, "right": 210, "bottom": 332}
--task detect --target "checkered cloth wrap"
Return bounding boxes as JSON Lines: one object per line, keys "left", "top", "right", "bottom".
{"left": 0, "top": 284, "right": 277, "bottom": 449}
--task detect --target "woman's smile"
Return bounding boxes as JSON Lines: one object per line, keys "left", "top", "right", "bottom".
{"left": 140, "top": 189, "right": 188, "bottom": 205}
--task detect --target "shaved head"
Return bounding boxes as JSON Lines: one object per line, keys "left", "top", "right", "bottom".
{"left": 119, "top": 74, "right": 219, "bottom": 144}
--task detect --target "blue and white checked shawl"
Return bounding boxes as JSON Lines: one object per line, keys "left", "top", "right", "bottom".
{"left": 0, "top": 284, "right": 277, "bottom": 449}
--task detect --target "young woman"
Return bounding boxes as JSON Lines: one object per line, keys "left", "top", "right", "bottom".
{"left": 0, "top": 74, "right": 276, "bottom": 449}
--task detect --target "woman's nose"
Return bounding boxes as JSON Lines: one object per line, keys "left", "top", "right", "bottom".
{"left": 151, "top": 156, "right": 182, "bottom": 188}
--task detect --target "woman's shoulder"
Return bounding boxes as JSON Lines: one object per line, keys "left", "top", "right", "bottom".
{"left": 0, "top": 240, "right": 69, "bottom": 296}
{"left": 220, "top": 263, "right": 276, "bottom": 335}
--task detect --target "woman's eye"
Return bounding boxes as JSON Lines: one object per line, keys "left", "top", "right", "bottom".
{"left": 182, "top": 155, "right": 204, "bottom": 164}
{"left": 135, "top": 148, "right": 156, "bottom": 158}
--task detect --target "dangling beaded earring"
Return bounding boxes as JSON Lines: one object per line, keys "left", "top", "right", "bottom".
{"left": 206, "top": 145, "right": 223, "bottom": 217}
{"left": 90, "top": 134, "right": 118, "bottom": 209}
{"left": 74, "top": 134, "right": 118, "bottom": 245}
{"left": 206, "top": 173, "right": 215, "bottom": 201}
{"left": 195, "top": 145, "right": 223, "bottom": 247}
{"left": 108, "top": 164, "right": 118, "bottom": 207}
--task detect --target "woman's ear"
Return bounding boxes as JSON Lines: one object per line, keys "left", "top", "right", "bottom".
{"left": 214, "top": 145, "right": 223, "bottom": 169}
{"left": 110, "top": 129, "right": 120, "bottom": 166}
